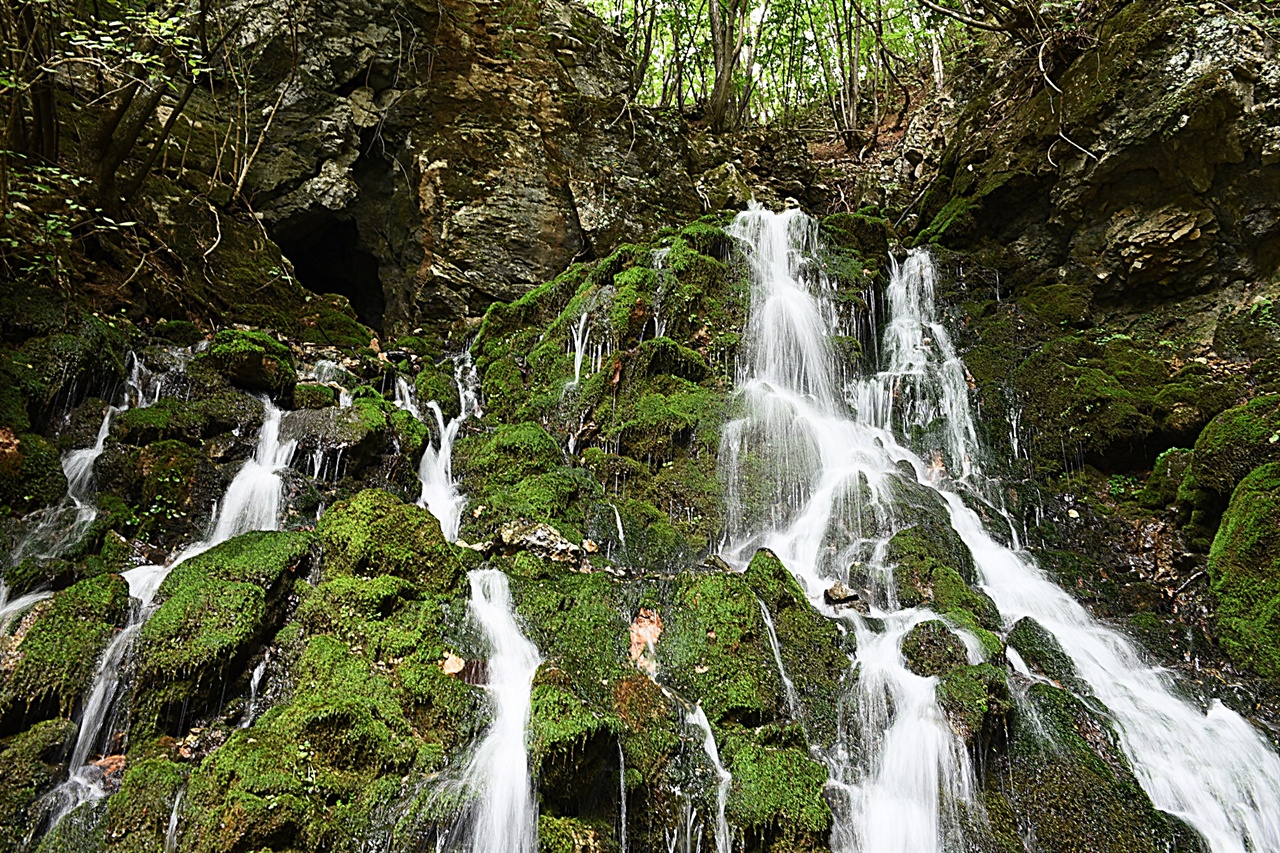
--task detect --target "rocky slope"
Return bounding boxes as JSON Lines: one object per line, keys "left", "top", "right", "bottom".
{"left": 1, "top": 1, "right": 1279, "bottom": 852}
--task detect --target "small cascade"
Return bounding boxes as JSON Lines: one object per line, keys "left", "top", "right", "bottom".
{"left": 44, "top": 400, "right": 297, "bottom": 831}
{"left": 569, "top": 313, "right": 590, "bottom": 389}
{"left": 312, "top": 360, "right": 354, "bottom": 407}
{"left": 756, "top": 600, "right": 801, "bottom": 721}
{"left": 241, "top": 654, "right": 270, "bottom": 728}
{"left": 444, "top": 569, "right": 541, "bottom": 853}
{"left": 650, "top": 247, "right": 670, "bottom": 340}
{"left": 393, "top": 376, "right": 421, "bottom": 420}
{"left": 10, "top": 353, "right": 157, "bottom": 566}
{"left": 163, "top": 790, "right": 183, "bottom": 853}
{"left": 0, "top": 586, "right": 53, "bottom": 633}
{"left": 415, "top": 354, "right": 482, "bottom": 542}
{"left": 686, "top": 706, "right": 732, "bottom": 853}
{"left": 719, "top": 204, "right": 1280, "bottom": 852}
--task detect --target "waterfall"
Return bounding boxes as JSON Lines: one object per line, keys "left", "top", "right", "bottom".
{"left": 445, "top": 569, "right": 541, "bottom": 853}
{"left": 415, "top": 354, "right": 482, "bottom": 542}
{"left": 720, "top": 204, "right": 1280, "bottom": 852}
{"left": 721, "top": 206, "right": 977, "bottom": 851}
{"left": 0, "top": 587, "right": 53, "bottom": 633}
{"left": 9, "top": 353, "right": 157, "bottom": 567}
{"left": 163, "top": 790, "right": 183, "bottom": 853}
{"left": 241, "top": 655, "right": 270, "bottom": 728}
{"left": 686, "top": 705, "right": 732, "bottom": 853}
{"left": 43, "top": 399, "right": 296, "bottom": 831}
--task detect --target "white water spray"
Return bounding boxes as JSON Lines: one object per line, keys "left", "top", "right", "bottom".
{"left": 415, "top": 355, "right": 482, "bottom": 542}
{"left": 721, "top": 204, "right": 1280, "bottom": 852}
{"left": 445, "top": 569, "right": 541, "bottom": 853}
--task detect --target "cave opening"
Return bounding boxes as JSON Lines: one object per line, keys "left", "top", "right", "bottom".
{"left": 276, "top": 215, "right": 386, "bottom": 332}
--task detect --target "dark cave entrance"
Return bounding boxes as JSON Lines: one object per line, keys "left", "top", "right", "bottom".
{"left": 276, "top": 216, "right": 386, "bottom": 332}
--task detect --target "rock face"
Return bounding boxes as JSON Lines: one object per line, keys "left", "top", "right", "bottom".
{"left": 230, "top": 0, "right": 816, "bottom": 334}
{"left": 920, "top": 0, "right": 1280, "bottom": 310}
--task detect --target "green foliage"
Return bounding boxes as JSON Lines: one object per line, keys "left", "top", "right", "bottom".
{"left": 0, "top": 432, "right": 66, "bottom": 513}
{"left": 0, "top": 719, "right": 78, "bottom": 850}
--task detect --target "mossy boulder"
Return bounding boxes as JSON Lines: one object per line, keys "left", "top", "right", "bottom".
{"left": 317, "top": 489, "right": 476, "bottom": 593}
{"left": 0, "top": 431, "right": 67, "bottom": 514}
{"left": 742, "top": 549, "right": 848, "bottom": 743}
{"left": 721, "top": 725, "right": 831, "bottom": 842}
{"left": 1178, "top": 395, "right": 1280, "bottom": 542}
{"left": 936, "top": 663, "right": 1011, "bottom": 750}
{"left": 200, "top": 329, "right": 296, "bottom": 397}
{"left": 900, "top": 619, "right": 968, "bottom": 678}
{"left": 133, "top": 531, "right": 314, "bottom": 734}
{"left": 101, "top": 758, "right": 185, "bottom": 850}
{"left": 999, "top": 683, "right": 1197, "bottom": 852}
{"left": 0, "top": 718, "right": 78, "bottom": 850}
{"left": 292, "top": 383, "right": 336, "bottom": 409}
{"left": 136, "top": 439, "right": 216, "bottom": 546}
{"left": 0, "top": 574, "right": 129, "bottom": 735}
{"left": 1136, "top": 447, "right": 1191, "bottom": 510}
{"left": 1207, "top": 463, "right": 1280, "bottom": 679}
{"left": 1007, "top": 616, "right": 1090, "bottom": 695}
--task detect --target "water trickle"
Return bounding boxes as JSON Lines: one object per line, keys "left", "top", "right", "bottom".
{"left": 569, "top": 313, "right": 591, "bottom": 389}
{"left": 686, "top": 705, "right": 731, "bottom": 853}
{"left": 0, "top": 587, "right": 53, "bottom": 633}
{"left": 163, "top": 789, "right": 183, "bottom": 853}
{"left": 719, "top": 204, "right": 1280, "bottom": 852}
{"left": 444, "top": 569, "right": 541, "bottom": 853}
{"left": 242, "top": 655, "right": 270, "bottom": 728}
{"left": 757, "top": 599, "right": 801, "bottom": 721}
{"left": 415, "top": 354, "right": 482, "bottom": 542}
{"left": 44, "top": 400, "right": 297, "bottom": 831}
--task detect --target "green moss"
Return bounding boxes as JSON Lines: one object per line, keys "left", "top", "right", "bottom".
{"left": 1021, "top": 284, "right": 1090, "bottom": 326}
{"left": 742, "top": 549, "right": 848, "bottom": 743}
{"left": 657, "top": 572, "right": 775, "bottom": 724}
{"left": 199, "top": 328, "right": 295, "bottom": 395}
{"left": 917, "top": 196, "right": 978, "bottom": 245}
{"left": 537, "top": 814, "right": 611, "bottom": 853}
{"left": 152, "top": 319, "right": 204, "bottom": 347}
{"left": 1180, "top": 396, "right": 1280, "bottom": 536}
{"left": 0, "top": 432, "right": 66, "bottom": 513}
{"left": 1207, "top": 462, "right": 1280, "bottom": 678}
{"left": 318, "top": 489, "right": 476, "bottom": 593}
{"left": 1137, "top": 447, "right": 1192, "bottom": 509}
{"left": 293, "top": 383, "right": 336, "bottom": 409}
{"left": 900, "top": 619, "right": 968, "bottom": 678}
{"left": 936, "top": 663, "right": 1011, "bottom": 747}
{"left": 0, "top": 718, "right": 78, "bottom": 849}
{"left": 133, "top": 532, "right": 313, "bottom": 732}
{"left": 137, "top": 439, "right": 208, "bottom": 543}
{"left": 0, "top": 574, "right": 129, "bottom": 723}
{"left": 721, "top": 727, "right": 831, "bottom": 836}
{"left": 102, "top": 758, "right": 185, "bottom": 848}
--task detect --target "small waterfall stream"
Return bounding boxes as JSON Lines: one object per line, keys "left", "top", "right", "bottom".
{"left": 720, "top": 205, "right": 1280, "bottom": 852}
{"left": 44, "top": 400, "right": 297, "bottom": 830}
{"left": 445, "top": 568, "right": 541, "bottom": 853}
{"left": 686, "top": 705, "right": 732, "bottom": 853}
{"left": 411, "top": 355, "right": 482, "bottom": 542}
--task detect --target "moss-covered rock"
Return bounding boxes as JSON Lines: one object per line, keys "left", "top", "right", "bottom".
{"left": 101, "top": 758, "right": 185, "bottom": 850}
{"left": 721, "top": 725, "right": 831, "bottom": 842}
{"left": 1007, "top": 616, "right": 1090, "bottom": 695}
{"left": 199, "top": 329, "right": 296, "bottom": 397}
{"left": 0, "top": 718, "right": 78, "bottom": 850}
{"left": 0, "top": 431, "right": 67, "bottom": 514}
{"left": 0, "top": 574, "right": 129, "bottom": 735}
{"left": 133, "top": 531, "right": 314, "bottom": 734}
{"left": 1207, "top": 462, "right": 1280, "bottom": 679}
{"left": 900, "top": 619, "right": 968, "bottom": 678}
{"left": 293, "top": 383, "right": 336, "bottom": 409}
{"left": 317, "top": 489, "right": 477, "bottom": 593}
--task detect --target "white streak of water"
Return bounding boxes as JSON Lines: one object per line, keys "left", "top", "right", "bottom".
{"left": 446, "top": 569, "right": 541, "bottom": 853}
{"left": 416, "top": 355, "right": 482, "bottom": 542}
{"left": 686, "top": 706, "right": 731, "bottom": 853}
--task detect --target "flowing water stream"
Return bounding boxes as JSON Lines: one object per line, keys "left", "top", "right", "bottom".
{"left": 719, "top": 205, "right": 1280, "bottom": 852}
{"left": 410, "top": 354, "right": 482, "bottom": 542}
{"left": 43, "top": 400, "right": 298, "bottom": 832}
{"left": 442, "top": 568, "right": 541, "bottom": 853}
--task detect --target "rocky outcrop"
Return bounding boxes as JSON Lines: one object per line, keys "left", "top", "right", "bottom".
{"left": 222, "top": 0, "right": 817, "bottom": 334}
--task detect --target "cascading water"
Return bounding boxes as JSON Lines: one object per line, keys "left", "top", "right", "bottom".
{"left": 442, "top": 568, "right": 541, "bottom": 853}
{"left": 686, "top": 705, "right": 732, "bottom": 853}
{"left": 720, "top": 204, "right": 1280, "bottom": 852}
{"left": 9, "top": 353, "right": 158, "bottom": 567}
{"left": 757, "top": 600, "right": 802, "bottom": 721}
{"left": 721, "top": 206, "right": 978, "bottom": 851}
{"left": 414, "top": 354, "right": 482, "bottom": 542}
{"left": 44, "top": 400, "right": 297, "bottom": 831}
{"left": 569, "top": 313, "right": 590, "bottom": 389}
